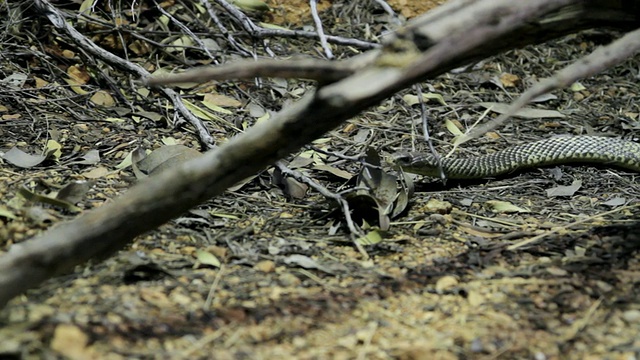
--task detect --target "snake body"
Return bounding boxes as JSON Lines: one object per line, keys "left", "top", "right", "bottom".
{"left": 392, "top": 136, "right": 640, "bottom": 179}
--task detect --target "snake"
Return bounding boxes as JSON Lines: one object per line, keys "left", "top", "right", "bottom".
{"left": 391, "top": 136, "right": 640, "bottom": 179}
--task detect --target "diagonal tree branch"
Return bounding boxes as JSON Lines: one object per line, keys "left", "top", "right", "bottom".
{"left": 1, "top": 0, "right": 639, "bottom": 309}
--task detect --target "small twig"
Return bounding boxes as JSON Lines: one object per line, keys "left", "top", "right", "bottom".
{"left": 212, "top": 0, "right": 377, "bottom": 50}
{"left": 153, "top": 0, "right": 216, "bottom": 60}
{"left": 199, "top": 0, "right": 252, "bottom": 57}
{"left": 372, "top": 0, "right": 403, "bottom": 25}
{"left": 415, "top": 84, "right": 446, "bottom": 182}
{"left": 274, "top": 161, "right": 369, "bottom": 258}
{"left": 245, "top": 27, "right": 378, "bottom": 50}
{"left": 212, "top": 0, "right": 260, "bottom": 33}
{"left": 454, "top": 26, "right": 640, "bottom": 147}
{"left": 507, "top": 204, "right": 640, "bottom": 250}
{"left": 211, "top": 0, "right": 268, "bottom": 58}
{"left": 203, "top": 264, "right": 225, "bottom": 310}
{"left": 33, "top": 0, "right": 215, "bottom": 145}
{"left": 307, "top": 145, "right": 362, "bottom": 162}
{"left": 559, "top": 297, "right": 603, "bottom": 343}
{"left": 309, "top": 0, "right": 333, "bottom": 59}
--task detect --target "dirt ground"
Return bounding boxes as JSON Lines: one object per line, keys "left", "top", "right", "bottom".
{"left": 1, "top": 0, "right": 639, "bottom": 359}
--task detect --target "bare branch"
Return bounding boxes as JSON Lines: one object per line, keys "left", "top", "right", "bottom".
{"left": 454, "top": 27, "right": 640, "bottom": 147}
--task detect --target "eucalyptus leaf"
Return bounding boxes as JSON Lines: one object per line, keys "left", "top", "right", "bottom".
{"left": 194, "top": 250, "right": 221, "bottom": 268}
{"left": 2, "top": 147, "right": 47, "bottom": 168}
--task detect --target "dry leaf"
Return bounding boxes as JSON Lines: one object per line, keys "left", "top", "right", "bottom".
{"left": 312, "top": 164, "right": 353, "bottom": 180}
{"left": 479, "top": 102, "right": 565, "bottom": 119}
{"left": 546, "top": 180, "right": 582, "bottom": 197}
{"left": 135, "top": 145, "right": 202, "bottom": 176}
{"left": 485, "top": 200, "right": 530, "bottom": 213}
{"left": 203, "top": 93, "right": 242, "bottom": 108}
{"left": 46, "top": 140, "right": 62, "bottom": 161}
{"left": 445, "top": 119, "right": 463, "bottom": 136}
{"left": 356, "top": 230, "right": 383, "bottom": 245}
{"left": 2, "top": 147, "right": 47, "bottom": 168}
{"left": 194, "top": 249, "right": 221, "bottom": 268}
{"left": 67, "top": 149, "right": 100, "bottom": 165}
{"left": 499, "top": 73, "right": 520, "bottom": 87}
{"left": 51, "top": 324, "right": 91, "bottom": 360}
{"left": 82, "top": 166, "right": 109, "bottom": 179}
{"left": 402, "top": 92, "right": 447, "bottom": 106}
{"left": 56, "top": 181, "right": 93, "bottom": 204}
{"left": 90, "top": 90, "right": 115, "bottom": 107}
{"left": 67, "top": 65, "right": 90, "bottom": 84}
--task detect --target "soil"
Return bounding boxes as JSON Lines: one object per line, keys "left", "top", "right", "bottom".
{"left": 0, "top": 1, "right": 639, "bottom": 359}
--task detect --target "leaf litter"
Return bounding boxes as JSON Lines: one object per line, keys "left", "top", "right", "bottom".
{"left": 0, "top": 1, "right": 638, "bottom": 359}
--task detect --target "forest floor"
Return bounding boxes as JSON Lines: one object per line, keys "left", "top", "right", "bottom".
{"left": 0, "top": 0, "right": 639, "bottom": 359}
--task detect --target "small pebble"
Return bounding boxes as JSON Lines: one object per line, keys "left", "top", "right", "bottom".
{"left": 622, "top": 309, "right": 640, "bottom": 323}
{"left": 254, "top": 260, "right": 276, "bottom": 273}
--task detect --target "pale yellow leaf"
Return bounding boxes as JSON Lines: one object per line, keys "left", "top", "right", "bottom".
{"left": 357, "top": 230, "right": 383, "bottom": 245}
{"left": 201, "top": 99, "right": 233, "bottom": 115}
{"left": 445, "top": 119, "right": 463, "bottom": 136}
{"left": 258, "top": 22, "right": 289, "bottom": 30}
{"left": 182, "top": 99, "right": 223, "bottom": 121}
{"left": 485, "top": 200, "right": 530, "bottom": 213}
{"left": 570, "top": 82, "right": 586, "bottom": 92}
{"left": 202, "top": 93, "right": 242, "bottom": 108}
{"left": 230, "top": 0, "right": 270, "bottom": 12}
{"left": 195, "top": 249, "right": 221, "bottom": 268}
{"left": 209, "top": 212, "right": 241, "bottom": 219}
{"left": 115, "top": 151, "right": 133, "bottom": 170}
{"left": 64, "top": 78, "right": 87, "bottom": 95}
{"left": 90, "top": 90, "right": 115, "bottom": 107}
{"left": 46, "top": 140, "right": 62, "bottom": 161}
{"left": 82, "top": 166, "right": 109, "bottom": 179}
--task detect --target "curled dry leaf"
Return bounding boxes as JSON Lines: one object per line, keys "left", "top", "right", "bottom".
{"left": 56, "top": 180, "right": 94, "bottom": 204}
{"left": 194, "top": 249, "right": 221, "bottom": 269}
{"left": 271, "top": 166, "right": 308, "bottom": 199}
{"left": 546, "top": 179, "right": 582, "bottom": 197}
{"left": 134, "top": 145, "right": 202, "bottom": 177}
{"left": 2, "top": 147, "right": 47, "bottom": 168}
{"left": 484, "top": 200, "right": 530, "bottom": 213}
{"left": 0, "top": 205, "right": 17, "bottom": 220}
{"left": 346, "top": 148, "right": 411, "bottom": 231}
{"left": 18, "top": 186, "right": 81, "bottom": 213}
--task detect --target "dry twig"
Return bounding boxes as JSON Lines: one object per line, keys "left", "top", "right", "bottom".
{"left": 454, "top": 27, "right": 640, "bottom": 147}
{"left": 32, "top": 0, "right": 216, "bottom": 145}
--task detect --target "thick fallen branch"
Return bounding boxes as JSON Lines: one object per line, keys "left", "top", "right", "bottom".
{"left": 1, "top": 0, "right": 639, "bottom": 308}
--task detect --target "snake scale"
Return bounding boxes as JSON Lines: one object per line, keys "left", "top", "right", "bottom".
{"left": 391, "top": 136, "right": 640, "bottom": 179}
